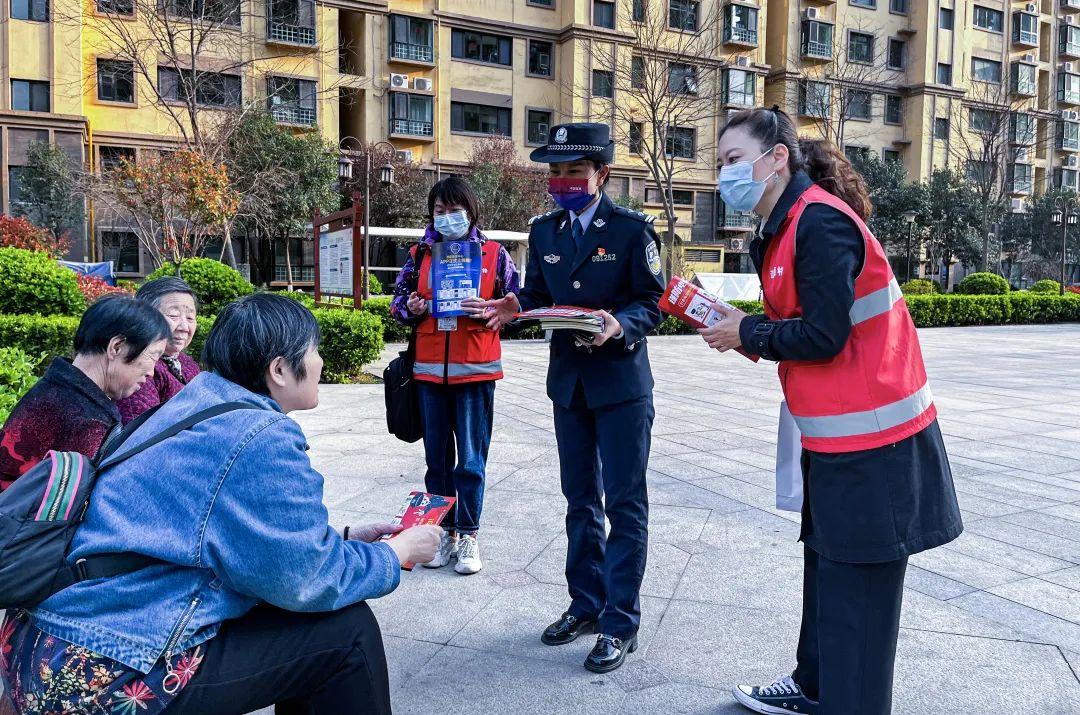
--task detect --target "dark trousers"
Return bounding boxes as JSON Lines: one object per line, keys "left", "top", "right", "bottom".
{"left": 552, "top": 386, "right": 654, "bottom": 639}
{"left": 166, "top": 602, "right": 391, "bottom": 715}
{"left": 792, "top": 545, "right": 908, "bottom": 715}
{"left": 416, "top": 380, "right": 495, "bottom": 534}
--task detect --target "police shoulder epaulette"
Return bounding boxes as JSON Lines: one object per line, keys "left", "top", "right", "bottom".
{"left": 612, "top": 204, "right": 657, "bottom": 224}
{"left": 528, "top": 209, "right": 561, "bottom": 226}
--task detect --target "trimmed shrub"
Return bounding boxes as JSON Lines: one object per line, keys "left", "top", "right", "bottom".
{"left": 904, "top": 293, "right": 1080, "bottom": 327}
{"left": 146, "top": 258, "right": 255, "bottom": 314}
{"left": 186, "top": 314, "right": 217, "bottom": 366}
{"left": 956, "top": 272, "right": 1009, "bottom": 295}
{"left": 312, "top": 308, "right": 384, "bottom": 383}
{"left": 900, "top": 279, "right": 938, "bottom": 295}
{"left": 368, "top": 273, "right": 382, "bottom": 296}
{"left": 0, "top": 247, "right": 86, "bottom": 316}
{"left": 0, "top": 313, "right": 79, "bottom": 371}
{"left": 278, "top": 291, "right": 317, "bottom": 310}
{"left": 361, "top": 296, "right": 411, "bottom": 343}
{"left": 75, "top": 273, "right": 131, "bottom": 303}
{"left": 1029, "top": 279, "right": 1061, "bottom": 294}
{"left": 0, "top": 215, "right": 70, "bottom": 258}
{"left": 0, "top": 346, "right": 40, "bottom": 424}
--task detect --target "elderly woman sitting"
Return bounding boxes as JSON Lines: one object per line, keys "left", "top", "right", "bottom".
{"left": 0, "top": 294, "right": 441, "bottom": 715}
{"left": 115, "top": 276, "right": 201, "bottom": 424}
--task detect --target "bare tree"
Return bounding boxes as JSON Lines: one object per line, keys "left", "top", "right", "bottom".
{"left": 569, "top": 0, "right": 733, "bottom": 275}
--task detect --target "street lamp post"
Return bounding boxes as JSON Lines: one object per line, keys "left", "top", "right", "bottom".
{"left": 338, "top": 138, "right": 396, "bottom": 300}
{"left": 902, "top": 210, "right": 919, "bottom": 282}
{"left": 1051, "top": 195, "right": 1079, "bottom": 296}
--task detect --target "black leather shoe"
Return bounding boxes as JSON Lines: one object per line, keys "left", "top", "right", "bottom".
{"left": 584, "top": 633, "right": 638, "bottom": 673}
{"left": 541, "top": 612, "right": 596, "bottom": 646}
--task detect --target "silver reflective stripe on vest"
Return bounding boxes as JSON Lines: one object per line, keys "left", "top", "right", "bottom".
{"left": 414, "top": 360, "right": 503, "bottom": 378}
{"left": 849, "top": 278, "right": 903, "bottom": 325}
{"left": 793, "top": 382, "right": 934, "bottom": 439}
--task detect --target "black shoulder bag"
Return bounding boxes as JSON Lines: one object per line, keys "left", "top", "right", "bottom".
{"left": 383, "top": 243, "right": 427, "bottom": 443}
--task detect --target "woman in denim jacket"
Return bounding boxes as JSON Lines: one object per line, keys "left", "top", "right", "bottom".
{"left": 1, "top": 294, "right": 441, "bottom": 714}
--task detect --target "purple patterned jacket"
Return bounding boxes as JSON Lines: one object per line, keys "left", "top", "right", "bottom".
{"left": 115, "top": 352, "right": 201, "bottom": 425}
{"left": 390, "top": 225, "right": 520, "bottom": 325}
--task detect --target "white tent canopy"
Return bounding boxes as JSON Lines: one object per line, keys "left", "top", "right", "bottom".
{"left": 694, "top": 272, "right": 762, "bottom": 301}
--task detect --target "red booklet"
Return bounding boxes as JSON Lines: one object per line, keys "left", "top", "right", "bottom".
{"left": 659, "top": 276, "right": 759, "bottom": 361}
{"left": 381, "top": 491, "right": 456, "bottom": 570}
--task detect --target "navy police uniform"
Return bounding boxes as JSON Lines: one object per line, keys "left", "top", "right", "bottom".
{"left": 518, "top": 124, "right": 665, "bottom": 650}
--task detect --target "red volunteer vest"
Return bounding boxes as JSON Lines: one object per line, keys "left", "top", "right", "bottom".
{"left": 763, "top": 184, "right": 937, "bottom": 453}
{"left": 413, "top": 240, "right": 504, "bottom": 385}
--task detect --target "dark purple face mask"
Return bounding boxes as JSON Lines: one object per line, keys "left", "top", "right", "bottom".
{"left": 548, "top": 176, "right": 596, "bottom": 212}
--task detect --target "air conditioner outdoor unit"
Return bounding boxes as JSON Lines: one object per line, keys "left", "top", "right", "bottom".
{"left": 1068, "top": 16, "right": 1077, "bottom": 25}
{"left": 1065, "top": 62, "right": 1075, "bottom": 73}
{"left": 396, "top": 150, "right": 414, "bottom": 163}
{"left": 1068, "top": 110, "right": 1080, "bottom": 120}
{"left": 1011, "top": 198, "right": 1026, "bottom": 213}
{"left": 1023, "top": 53, "right": 1035, "bottom": 62}
{"left": 1025, "top": 3, "right": 1037, "bottom": 12}
{"left": 736, "top": 56, "right": 750, "bottom": 67}
{"left": 804, "top": 7, "right": 819, "bottom": 20}
{"left": 390, "top": 73, "right": 409, "bottom": 89}
{"left": 730, "top": 237, "right": 745, "bottom": 251}
{"left": 1068, "top": 155, "right": 1079, "bottom": 167}
{"left": 412, "top": 77, "right": 433, "bottom": 91}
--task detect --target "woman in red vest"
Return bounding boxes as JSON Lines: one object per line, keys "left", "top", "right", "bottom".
{"left": 703, "top": 107, "right": 963, "bottom": 715}
{"left": 390, "top": 177, "right": 520, "bottom": 576}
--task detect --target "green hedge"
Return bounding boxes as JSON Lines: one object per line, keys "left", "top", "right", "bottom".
{"left": 956, "top": 272, "right": 1010, "bottom": 295}
{"left": 0, "top": 313, "right": 79, "bottom": 371}
{"left": 314, "top": 308, "right": 384, "bottom": 383}
{"left": 0, "top": 247, "right": 86, "bottom": 316}
{"left": 361, "top": 296, "right": 411, "bottom": 343}
{"left": 900, "top": 279, "right": 939, "bottom": 295}
{"left": 146, "top": 259, "right": 255, "bottom": 314}
{"left": 0, "top": 346, "right": 40, "bottom": 424}
{"left": 905, "top": 293, "right": 1080, "bottom": 327}
{"left": 1029, "top": 279, "right": 1061, "bottom": 295}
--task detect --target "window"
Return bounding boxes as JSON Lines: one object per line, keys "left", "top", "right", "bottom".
{"left": 1011, "top": 62, "right": 1036, "bottom": 96}
{"left": 972, "top": 6, "right": 1003, "bottom": 33}
{"left": 1011, "top": 113, "right": 1035, "bottom": 145}
{"left": 629, "top": 122, "right": 644, "bottom": 154}
{"left": 798, "top": 80, "right": 830, "bottom": 117}
{"left": 451, "top": 102, "right": 511, "bottom": 135}
{"left": 666, "top": 126, "right": 695, "bottom": 159}
{"left": 96, "top": 0, "right": 133, "bottom": 13}
{"left": 882, "top": 148, "right": 901, "bottom": 164}
{"left": 938, "top": 7, "right": 953, "bottom": 31}
{"left": 937, "top": 63, "right": 952, "bottom": 85}
{"left": 389, "top": 93, "right": 434, "bottom": 137}
{"left": 844, "top": 146, "right": 871, "bottom": 164}
{"left": 528, "top": 0, "right": 554, "bottom": 6}
{"left": 646, "top": 188, "right": 694, "bottom": 204}
{"left": 12, "top": 0, "right": 47, "bottom": 20}
{"left": 594, "top": 0, "right": 615, "bottom": 28}
{"left": 887, "top": 38, "right": 905, "bottom": 69}
{"left": 884, "top": 94, "right": 902, "bottom": 124}
{"left": 390, "top": 15, "right": 434, "bottom": 63}
{"left": 1059, "top": 121, "right": 1080, "bottom": 151}
{"left": 99, "top": 146, "right": 135, "bottom": 173}
{"left": 1010, "top": 163, "right": 1033, "bottom": 194}
{"left": 969, "top": 108, "right": 999, "bottom": 133}
{"left": 452, "top": 30, "right": 512, "bottom": 66}
{"left": 1061, "top": 24, "right": 1080, "bottom": 57}
{"left": 162, "top": 0, "right": 241, "bottom": 26}
{"left": 527, "top": 109, "right": 552, "bottom": 145}
{"left": 934, "top": 117, "right": 949, "bottom": 140}
{"left": 97, "top": 60, "right": 134, "bottom": 103}
{"left": 159, "top": 68, "right": 241, "bottom": 107}
{"left": 971, "top": 58, "right": 1002, "bottom": 83}
{"left": 724, "top": 68, "right": 755, "bottom": 106}
{"left": 801, "top": 20, "right": 833, "bottom": 59}
{"left": 631, "top": 56, "right": 646, "bottom": 89}
{"left": 845, "top": 90, "right": 872, "bottom": 120}
{"left": 1057, "top": 168, "right": 1080, "bottom": 191}
{"left": 966, "top": 160, "right": 992, "bottom": 184}
{"left": 848, "top": 32, "right": 874, "bottom": 64}
{"left": 1061, "top": 71, "right": 1080, "bottom": 104}
{"left": 592, "top": 69, "right": 614, "bottom": 98}
{"left": 266, "top": 76, "right": 317, "bottom": 125}
{"left": 724, "top": 4, "right": 758, "bottom": 45}
{"left": 11, "top": 80, "right": 49, "bottom": 112}
{"left": 1012, "top": 12, "right": 1038, "bottom": 45}
{"left": 528, "top": 40, "right": 554, "bottom": 77}
{"left": 850, "top": 0, "right": 875, "bottom": 8}
{"left": 632, "top": 0, "right": 645, "bottom": 22}
{"left": 668, "top": 63, "right": 697, "bottom": 94}
{"left": 889, "top": 0, "right": 907, "bottom": 13}
{"left": 669, "top": 0, "right": 699, "bottom": 31}
{"left": 101, "top": 231, "right": 140, "bottom": 273}
{"left": 7, "top": 167, "right": 27, "bottom": 209}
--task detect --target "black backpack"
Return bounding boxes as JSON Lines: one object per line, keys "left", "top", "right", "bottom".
{"left": 0, "top": 401, "right": 250, "bottom": 610}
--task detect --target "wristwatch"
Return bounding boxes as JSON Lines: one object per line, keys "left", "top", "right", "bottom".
{"left": 748, "top": 320, "right": 775, "bottom": 360}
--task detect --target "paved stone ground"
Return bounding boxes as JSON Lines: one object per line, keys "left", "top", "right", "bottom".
{"left": 263, "top": 324, "right": 1076, "bottom": 713}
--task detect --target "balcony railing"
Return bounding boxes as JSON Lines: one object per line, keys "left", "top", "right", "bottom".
{"left": 391, "top": 42, "right": 434, "bottom": 63}
{"left": 390, "top": 118, "right": 434, "bottom": 137}
{"left": 723, "top": 26, "right": 758, "bottom": 46}
{"left": 1065, "top": 0, "right": 1080, "bottom": 11}
{"left": 1062, "top": 38, "right": 1080, "bottom": 58}
{"left": 271, "top": 104, "right": 316, "bottom": 125}
{"left": 1014, "top": 30, "right": 1038, "bottom": 46}
{"left": 274, "top": 265, "right": 315, "bottom": 282}
{"left": 1009, "top": 176, "right": 1034, "bottom": 195}
{"left": 1060, "top": 85, "right": 1080, "bottom": 105}
{"left": 721, "top": 212, "right": 754, "bottom": 229}
{"left": 1013, "top": 78, "right": 1037, "bottom": 96}
{"left": 801, "top": 39, "right": 832, "bottom": 59}
{"left": 1060, "top": 134, "right": 1080, "bottom": 151}
{"left": 724, "top": 88, "right": 755, "bottom": 107}
{"left": 268, "top": 21, "right": 316, "bottom": 45}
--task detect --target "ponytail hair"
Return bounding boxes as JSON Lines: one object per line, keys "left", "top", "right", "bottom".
{"left": 719, "top": 106, "right": 873, "bottom": 220}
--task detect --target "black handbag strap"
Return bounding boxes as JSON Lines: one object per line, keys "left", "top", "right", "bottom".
{"left": 405, "top": 241, "right": 431, "bottom": 361}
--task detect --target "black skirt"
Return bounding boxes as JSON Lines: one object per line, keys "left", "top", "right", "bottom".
{"left": 800, "top": 420, "right": 964, "bottom": 564}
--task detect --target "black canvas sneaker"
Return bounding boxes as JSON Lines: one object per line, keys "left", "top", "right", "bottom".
{"left": 732, "top": 675, "right": 819, "bottom": 714}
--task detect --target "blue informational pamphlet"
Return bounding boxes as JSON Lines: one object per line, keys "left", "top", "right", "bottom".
{"left": 430, "top": 240, "right": 482, "bottom": 318}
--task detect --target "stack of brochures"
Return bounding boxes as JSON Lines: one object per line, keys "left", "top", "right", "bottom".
{"left": 514, "top": 306, "right": 605, "bottom": 333}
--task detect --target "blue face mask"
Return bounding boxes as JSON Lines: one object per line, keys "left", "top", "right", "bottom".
{"left": 718, "top": 147, "right": 778, "bottom": 213}
{"left": 433, "top": 210, "right": 470, "bottom": 239}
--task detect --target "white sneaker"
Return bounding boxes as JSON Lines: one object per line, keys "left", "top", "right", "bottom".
{"left": 422, "top": 530, "right": 458, "bottom": 569}
{"left": 455, "top": 534, "right": 483, "bottom": 575}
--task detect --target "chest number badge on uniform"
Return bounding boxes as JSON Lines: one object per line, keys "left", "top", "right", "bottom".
{"left": 544, "top": 254, "right": 561, "bottom": 264}
{"left": 646, "top": 241, "right": 661, "bottom": 275}
{"left": 592, "top": 247, "right": 616, "bottom": 263}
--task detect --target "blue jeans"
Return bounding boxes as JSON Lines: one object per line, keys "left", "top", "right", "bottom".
{"left": 416, "top": 381, "right": 495, "bottom": 534}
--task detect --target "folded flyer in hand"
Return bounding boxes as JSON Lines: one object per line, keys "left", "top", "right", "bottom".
{"left": 659, "top": 276, "right": 758, "bottom": 361}
{"left": 514, "top": 305, "right": 605, "bottom": 333}
{"left": 381, "top": 491, "right": 456, "bottom": 570}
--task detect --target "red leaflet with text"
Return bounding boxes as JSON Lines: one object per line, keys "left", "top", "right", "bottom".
{"left": 659, "top": 276, "right": 759, "bottom": 361}
{"left": 381, "top": 491, "right": 456, "bottom": 570}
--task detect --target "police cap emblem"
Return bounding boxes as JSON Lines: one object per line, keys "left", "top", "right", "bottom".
{"left": 554, "top": 127, "right": 568, "bottom": 144}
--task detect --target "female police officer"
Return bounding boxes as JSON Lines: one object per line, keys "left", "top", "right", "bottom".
{"left": 703, "top": 107, "right": 963, "bottom": 715}
{"left": 470, "top": 123, "right": 665, "bottom": 674}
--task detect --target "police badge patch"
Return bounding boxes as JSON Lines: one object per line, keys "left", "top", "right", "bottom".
{"left": 646, "top": 241, "right": 661, "bottom": 275}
